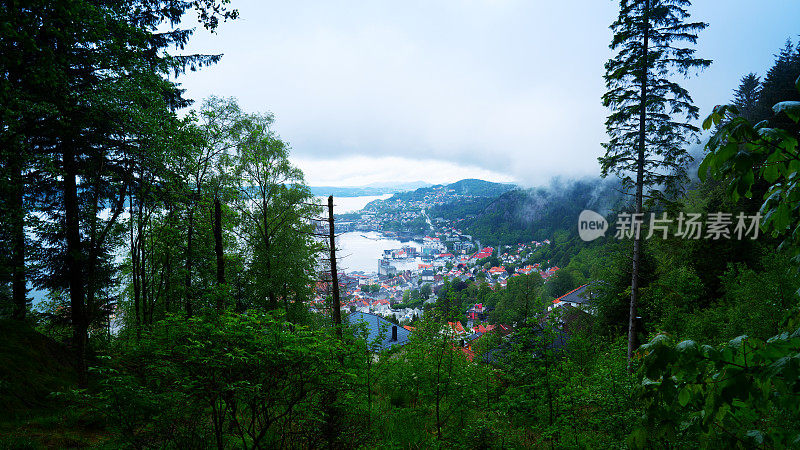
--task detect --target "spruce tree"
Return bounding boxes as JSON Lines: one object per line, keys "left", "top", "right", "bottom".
{"left": 757, "top": 39, "right": 800, "bottom": 131}
{"left": 600, "top": 0, "right": 710, "bottom": 369}
{"left": 732, "top": 73, "right": 762, "bottom": 123}
{"left": 0, "top": 0, "right": 236, "bottom": 383}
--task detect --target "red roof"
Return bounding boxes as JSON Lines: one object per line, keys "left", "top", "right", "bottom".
{"left": 447, "top": 321, "right": 466, "bottom": 334}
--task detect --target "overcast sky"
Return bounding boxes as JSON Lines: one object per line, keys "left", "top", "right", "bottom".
{"left": 175, "top": 0, "right": 800, "bottom": 188}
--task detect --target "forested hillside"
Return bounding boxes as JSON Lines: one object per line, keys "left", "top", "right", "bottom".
{"left": 389, "top": 178, "right": 515, "bottom": 202}
{"left": 432, "top": 178, "right": 624, "bottom": 244}
{"left": 2, "top": 1, "right": 800, "bottom": 448}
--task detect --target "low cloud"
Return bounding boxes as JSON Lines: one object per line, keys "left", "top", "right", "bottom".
{"left": 292, "top": 155, "right": 515, "bottom": 187}
{"left": 175, "top": 0, "right": 800, "bottom": 187}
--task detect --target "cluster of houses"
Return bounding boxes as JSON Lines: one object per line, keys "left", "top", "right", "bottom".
{"left": 344, "top": 283, "right": 597, "bottom": 363}
{"left": 313, "top": 235, "right": 563, "bottom": 325}
{"left": 442, "top": 260, "right": 560, "bottom": 289}
{"left": 346, "top": 184, "right": 507, "bottom": 238}
{"left": 354, "top": 208, "right": 424, "bottom": 234}
{"left": 310, "top": 188, "right": 603, "bottom": 365}
{"left": 343, "top": 309, "right": 511, "bottom": 354}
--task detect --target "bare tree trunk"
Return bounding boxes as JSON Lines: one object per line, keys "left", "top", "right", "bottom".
{"left": 628, "top": 0, "right": 650, "bottom": 372}
{"left": 137, "top": 201, "right": 149, "bottom": 327}
{"left": 164, "top": 207, "right": 174, "bottom": 314}
{"left": 140, "top": 215, "right": 149, "bottom": 326}
{"left": 366, "top": 355, "right": 372, "bottom": 430}
{"left": 545, "top": 351, "right": 554, "bottom": 432}
{"left": 328, "top": 196, "right": 342, "bottom": 336}
{"left": 63, "top": 143, "right": 88, "bottom": 387}
{"left": 185, "top": 206, "right": 194, "bottom": 317}
{"left": 10, "top": 156, "right": 26, "bottom": 320}
{"left": 214, "top": 196, "right": 225, "bottom": 310}
{"left": 435, "top": 342, "right": 443, "bottom": 440}
{"left": 130, "top": 195, "right": 140, "bottom": 335}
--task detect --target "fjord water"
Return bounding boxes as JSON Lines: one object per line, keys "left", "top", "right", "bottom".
{"left": 336, "top": 232, "right": 424, "bottom": 273}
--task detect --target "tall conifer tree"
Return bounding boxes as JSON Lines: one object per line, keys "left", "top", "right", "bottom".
{"left": 0, "top": 0, "right": 237, "bottom": 383}
{"left": 600, "top": 0, "right": 710, "bottom": 369}
{"left": 732, "top": 73, "right": 762, "bottom": 123}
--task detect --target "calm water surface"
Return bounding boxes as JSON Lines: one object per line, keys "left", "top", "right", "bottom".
{"left": 336, "top": 231, "right": 424, "bottom": 274}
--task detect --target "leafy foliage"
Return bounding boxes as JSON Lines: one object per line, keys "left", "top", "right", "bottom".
{"left": 75, "top": 313, "right": 365, "bottom": 448}
{"left": 636, "top": 64, "right": 800, "bottom": 448}
{"left": 636, "top": 331, "right": 800, "bottom": 448}
{"left": 699, "top": 75, "right": 800, "bottom": 258}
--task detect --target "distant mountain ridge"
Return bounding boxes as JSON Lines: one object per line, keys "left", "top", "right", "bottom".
{"left": 447, "top": 179, "right": 517, "bottom": 196}
{"left": 310, "top": 181, "right": 431, "bottom": 198}
{"left": 389, "top": 178, "right": 517, "bottom": 202}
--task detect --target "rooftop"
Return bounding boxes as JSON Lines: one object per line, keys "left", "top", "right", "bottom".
{"left": 346, "top": 312, "right": 411, "bottom": 351}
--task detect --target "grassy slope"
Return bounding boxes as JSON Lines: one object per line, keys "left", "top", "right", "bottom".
{"left": 0, "top": 320, "right": 111, "bottom": 448}
{"left": 0, "top": 320, "right": 78, "bottom": 413}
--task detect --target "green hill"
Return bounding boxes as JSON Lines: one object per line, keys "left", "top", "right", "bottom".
{"left": 0, "top": 320, "right": 106, "bottom": 448}
{"left": 0, "top": 319, "right": 78, "bottom": 415}
{"left": 445, "top": 178, "right": 516, "bottom": 197}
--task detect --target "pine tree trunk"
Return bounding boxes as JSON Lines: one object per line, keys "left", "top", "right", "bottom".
{"left": 10, "top": 156, "right": 26, "bottom": 321}
{"left": 328, "top": 196, "right": 342, "bottom": 335}
{"left": 63, "top": 143, "right": 88, "bottom": 386}
{"left": 130, "top": 195, "right": 140, "bottom": 335}
{"left": 628, "top": 0, "right": 650, "bottom": 372}
{"left": 139, "top": 209, "right": 148, "bottom": 326}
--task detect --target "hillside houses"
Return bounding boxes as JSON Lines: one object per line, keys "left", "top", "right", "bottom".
{"left": 313, "top": 215, "right": 565, "bottom": 328}
{"left": 540, "top": 266, "right": 560, "bottom": 281}
{"left": 467, "top": 303, "right": 488, "bottom": 322}
{"left": 470, "top": 247, "right": 494, "bottom": 262}
{"left": 488, "top": 266, "right": 506, "bottom": 276}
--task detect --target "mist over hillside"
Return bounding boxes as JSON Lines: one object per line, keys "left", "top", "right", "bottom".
{"left": 431, "top": 177, "right": 626, "bottom": 245}
{"left": 309, "top": 181, "right": 432, "bottom": 197}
